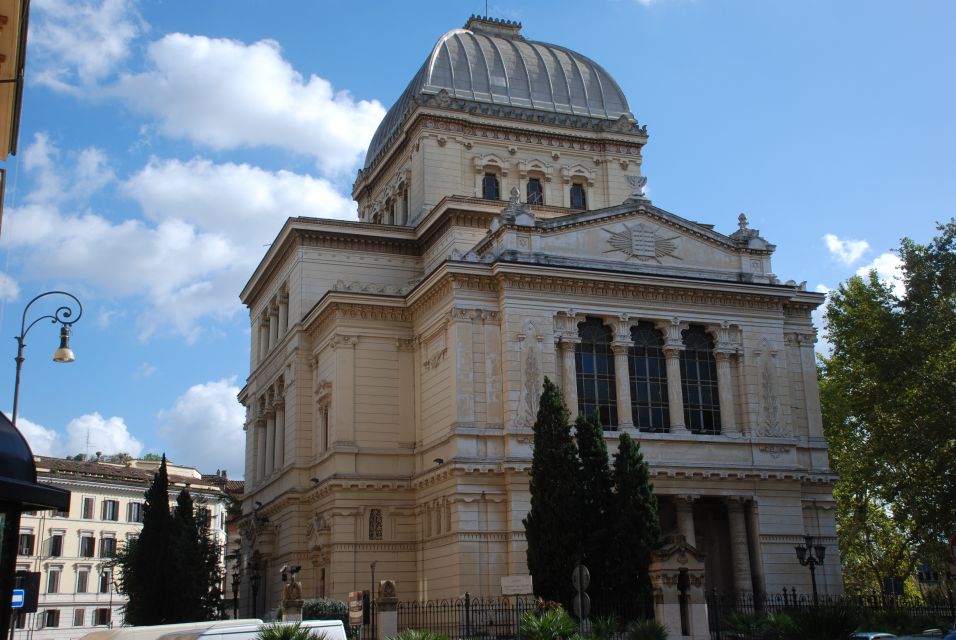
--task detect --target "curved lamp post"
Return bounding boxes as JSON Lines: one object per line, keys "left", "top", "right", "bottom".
{"left": 231, "top": 563, "right": 242, "bottom": 619}
{"left": 794, "top": 535, "right": 826, "bottom": 605}
{"left": 249, "top": 560, "right": 262, "bottom": 619}
{"left": 12, "top": 290, "right": 82, "bottom": 426}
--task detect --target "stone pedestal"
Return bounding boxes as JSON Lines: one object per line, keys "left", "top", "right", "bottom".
{"left": 648, "top": 535, "right": 708, "bottom": 640}
{"left": 376, "top": 580, "right": 399, "bottom": 640}
{"left": 282, "top": 598, "right": 303, "bottom": 622}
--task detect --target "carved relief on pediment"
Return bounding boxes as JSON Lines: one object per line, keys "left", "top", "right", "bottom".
{"left": 605, "top": 222, "right": 681, "bottom": 263}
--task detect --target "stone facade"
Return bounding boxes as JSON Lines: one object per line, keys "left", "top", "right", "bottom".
{"left": 238, "top": 16, "right": 839, "bottom": 616}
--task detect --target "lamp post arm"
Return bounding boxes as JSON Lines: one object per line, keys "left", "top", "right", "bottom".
{"left": 11, "top": 291, "right": 83, "bottom": 426}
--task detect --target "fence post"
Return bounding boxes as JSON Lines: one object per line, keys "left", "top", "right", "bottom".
{"left": 465, "top": 591, "right": 472, "bottom": 639}
{"left": 711, "top": 588, "right": 721, "bottom": 640}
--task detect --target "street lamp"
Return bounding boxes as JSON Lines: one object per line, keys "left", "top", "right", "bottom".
{"left": 249, "top": 560, "right": 262, "bottom": 619}
{"left": 232, "top": 564, "right": 242, "bottom": 619}
{"left": 12, "top": 290, "right": 82, "bottom": 426}
{"left": 794, "top": 535, "right": 826, "bottom": 605}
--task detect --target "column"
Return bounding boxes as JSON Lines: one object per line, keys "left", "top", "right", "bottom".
{"left": 259, "top": 317, "right": 270, "bottom": 360}
{"left": 269, "top": 306, "right": 279, "bottom": 349}
{"left": 727, "top": 498, "right": 754, "bottom": 596}
{"left": 278, "top": 296, "right": 289, "bottom": 336}
{"left": 674, "top": 495, "right": 698, "bottom": 548}
{"left": 256, "top": 420, "right": 267, "bottom": 483}
{"left": 264, "top": 410, "right": 276, "bottom": 477}
{"left": 663, "top": 347, "right": 687, "bottom": 433}
{"left": 559, "top": 338, "right": 579, "bottom": 414}
{"left": 715, "top": 352, "right": 739, "bottom": 435}
{"left": 274, "top": 401, "right": 285, "bottom": 470}
{"left": 611, "top": 342, "right": 633, "bottom": 429}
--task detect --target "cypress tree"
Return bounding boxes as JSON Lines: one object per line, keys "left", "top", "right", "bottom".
{"left": 171, "top": 488, "right": 205, "bottom": 622}
{"left": 573, "top": 412, "right": 614, "bottom": 605}
{"left": 523, "top": 377, "right": 581, "bottom": 607}
{"left": 609, "top": 433, "right": 661, "bottom": 613}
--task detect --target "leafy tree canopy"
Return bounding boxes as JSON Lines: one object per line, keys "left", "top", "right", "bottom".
{"left": 820, "top": 219, "right": 956, "bottom": 593}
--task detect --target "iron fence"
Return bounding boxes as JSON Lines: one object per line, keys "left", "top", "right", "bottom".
{"left": 396, "top": 594, "right": 537, "bottom": 639}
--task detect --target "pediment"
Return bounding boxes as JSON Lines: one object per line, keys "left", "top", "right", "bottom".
{"left": 474, "top": 203, "right": 776, "bottom": 283}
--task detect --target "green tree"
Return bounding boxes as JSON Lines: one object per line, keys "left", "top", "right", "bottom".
{"left": 573, "top": 412, "right": 614, "bottom": 603}
{"left": 524, "top": 377, "right": 581, "bottom": 607}
{"left": 116, "top": 454, "right": 175, "bottom": 624}
{"left": 608, "top": 433, "right": 660, "bottom": 612}
{"left": 820, "top": 219, "right": 956, "bottom": 593}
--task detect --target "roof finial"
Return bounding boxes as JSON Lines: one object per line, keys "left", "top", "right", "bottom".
{"left": 738, "top": 212, "right": 749, "bottom": 231}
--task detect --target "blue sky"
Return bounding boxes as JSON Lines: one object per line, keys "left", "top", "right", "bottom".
{"left": 1, "top": 0, "right": 953, "bottom": 478}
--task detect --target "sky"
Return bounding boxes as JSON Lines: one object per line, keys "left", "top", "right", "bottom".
{"left": 0, "top": 0, "right": 953, "bottom": 479}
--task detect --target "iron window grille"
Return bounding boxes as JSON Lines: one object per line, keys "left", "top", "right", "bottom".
{"left": 526, "top": 178, "right": 543, "bottom": 205}
{"left": 570, "top": 183, "right": 587, "bottom": 209}
{"left": 575, "top": 317, "right": 618, "bottom": 429}
{"left": 679, "top": 325, "right": 721, "bottom": 434}
{"left": 629, "top": 322, "right": 670, "bottom": 432}
{"left": 482, "top": 173, "right": 500, "bottom": 200}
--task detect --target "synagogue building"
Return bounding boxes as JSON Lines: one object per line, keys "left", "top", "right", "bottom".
{"left": 238, "top": 15, "right": 839, "bottom": 615}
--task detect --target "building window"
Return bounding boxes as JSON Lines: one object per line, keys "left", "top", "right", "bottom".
{"left": 629, "top": 322, "right": 670, "bottom": 432}
{"left": 99, "top": 569, "right": 112, "bottom": 594}
{"left": 47, "top": 568, "right": 61, "bottom": 594}
{"left": 197, "top": 508, "right": 212, "bottom": 528}
{"left": 76, "top": 568, "right": 89, "bottom": 593}
{"left": 369, "top": 509, "right": 383, "bottom": 540}
{"left": 128, "top": 502, "right": 144, "bottom": 523}
{"left": 82, "top": 497, "right": 95, "bottom": 519}
{"left": 680, "top": 325, "right": 721, "bottom": 434}
{"left": 526, "top": 178, "right": 543, "bottom": 205}
{"left": 575, "top": 318, "right": 618, "bottom": 428}
{"left": 101, "top": 500, "right": 119, "bottom": 521}
{"left": 570, "top": 182, "right": 587, "bottom": 210}
{"left": 50, "top": 534, "right": 63, "bottom": 557}
{"left": 80, "top": 535, "right": 95, "bottom": 558}
{"left": 17, "top": 533, "right": 34, "bottom": 556}
{"left": 100, "top": 537, "right": 116, "bottom": 558}
{"left": 94, "top": 608, "right": 111, "bottom": 626}
{"left": 53, "top": 509, "right": 68, "bottom": 518}
{"left": 43, "top": 610, "right": 60, "bottom": 628}
{"left": 74, "top": 609, "right": 85, "bottom": 627}
{"left": 482, "top": 172, "right": 500, "bottom": 200}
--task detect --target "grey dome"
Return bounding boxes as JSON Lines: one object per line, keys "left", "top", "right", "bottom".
{"left": 363, "top": 17, "right": 634, "bottom": 170}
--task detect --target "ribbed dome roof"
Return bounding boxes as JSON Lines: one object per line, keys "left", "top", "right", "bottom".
{"left": 363, "top": 17, "right": 634, "bottom": 170}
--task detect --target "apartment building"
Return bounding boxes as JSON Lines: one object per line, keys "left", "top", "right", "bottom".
{"left": 14, "top": 456, "right": 232, "bottom": 640}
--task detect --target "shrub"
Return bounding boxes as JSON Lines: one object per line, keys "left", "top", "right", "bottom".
{"left": 587, "top": 615, "right": 620, "bottom": 640}
{"left": 256, "top": 622, "right": 329, "bottom": 640}
{"left": 302, "top": 598, "right": 348, "bottom": 624}
{"left": 386, "top": 631, "right": 450, "bottom": 640}
{"left": 623, "top": 619, "right": 667, "bottom": 640}
{"left": 520, "top": 607, "right": 581, "bottom": 640}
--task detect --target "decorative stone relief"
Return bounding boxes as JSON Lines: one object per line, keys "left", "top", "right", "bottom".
{"left": 332, "top": 280, "right": 413, "bottom": 296}
{"left": 605, "top": 223, "right": 680, "bottom": 263}
{"left": 757, "top": 444, "right": 790, "bottom": 459}
{"left": 517, "top": 320, "right": 544, "bottom": 426}
{"left": 755, "top": 343, "right": 789, "bottom": 437}
{"left": 625, "top": 174, "right": 648, "bottom": 201}
{"left": 422, "top": 322, "right": 448, "bottom": 370}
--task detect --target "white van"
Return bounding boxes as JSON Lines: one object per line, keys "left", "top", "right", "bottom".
{"left": 80, "top": 619, "right": 348, "bottom": 640}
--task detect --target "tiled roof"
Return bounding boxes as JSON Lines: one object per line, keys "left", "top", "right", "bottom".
{"left": 34, "top": 456, "right": 224, "bottom": 493}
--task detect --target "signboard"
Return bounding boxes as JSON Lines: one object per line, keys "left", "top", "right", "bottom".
{"left": 500, "top": 575, "right": 533, "bottom": 596}
{"left": 348, "top": 591, "right": 364, "bottom": 626}
{"left": 11, "top": 589, "right": 24, "bottom": 608}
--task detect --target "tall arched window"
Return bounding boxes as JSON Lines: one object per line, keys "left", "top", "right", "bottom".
{"left": 629, "top": 322, "right": 670, "bottom": 432}
{"left": 482, "top": 173, "right": 500, "bottom": 200}
{"left": 680, "top": 325, "right": 721, "bottom": 434}
{"left": 369, "top": 508, "right": 383, "bottom": 540}
{"left": 575, "top": 318, "right": 618, "bottom": 428}
{"left": 527, "top": 178, "right": 544, "bottom": 205}
{"left": 570, "top": 182, "right": 587, "bottom": 209}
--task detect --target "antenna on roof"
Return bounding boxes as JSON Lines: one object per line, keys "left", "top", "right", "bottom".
{"left": 485, "top": 0, "right": 488, "bottom": 17}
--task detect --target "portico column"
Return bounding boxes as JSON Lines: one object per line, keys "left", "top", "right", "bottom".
{"left": 264, "top": 410, "right": 276, "bottom": 477}
{"left": 611, "top": 342, "right": 633, "bottom": 429}
{"left": 727, "top": 497, "right": 754, "bottom": 596}
{"left": 274, "top": 401, "right": 285, "bottom": 470}
{"left": 675, "top": 494, "right": 698, "bottom": 548}
{"left": 256, "top": 419, "right": 267, "bottom": 483}
{"left": 559, "top": 338, "right": 579, "bottom": 415}
{"left": 259, "top": 317, "right": 270, "bottom": 361}
{"left": 278, "top": 296, "right": 289, "bottom": 336}
{"left": 269, "top": 306, "right": 279, "bottom": 349}
{"left": 663, "top": 346, "right": 687, "bottom": 433}
{"left": 715, "top": 352, "right": 739, "bottom": 435}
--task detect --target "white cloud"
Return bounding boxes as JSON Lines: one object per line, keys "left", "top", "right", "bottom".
{"left": 857, "top": 252, "right": 905, "bottom": 297}
{"left": 159, "top": 378, "right": 246, "bottom": 478}
{"left": 17, "top": 416, "right": 60, "bottom": 456}
{"left": 824, "top": 233, "right": 870, "bottom": 266}
{"left": 5, "top": 137, "right": 354, "bottom": 339}
{"left": 22, "top": 133, "right": 115, "bottom": 205}
{"left": 30, "top": 0, "right": 145, "bottom": 91}
{"left": 0, "top": 272, "right": 20, "bottom": 301}
{"left": 114, "top": 34, "right": 385, "bottom": 174}
{"left": 64, "top": 412, "right": 143, "bottom": 457}
{"left": 132, "top": 362, "right": 157, "bottom": 379}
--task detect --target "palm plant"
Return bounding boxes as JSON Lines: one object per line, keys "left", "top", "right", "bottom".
{"left": 519, "top": 607, "right": 581, "bottom": 640}
{"left": 623, "top": 619, "right": 667, "bottom": 640}
{"left": 386, "top": 631, "right": 450, "bottom": 640}
{"left": 256, "top": 622, "right": 329, "bottom": 640}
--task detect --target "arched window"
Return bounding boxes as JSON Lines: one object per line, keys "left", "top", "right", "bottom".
{"left": 369, "top": 508, "right": 383, "bottom": 540}
{"left": 629, "top": 322, "right": 670, "bottom": 432}
{"left": 680, "top": 325, "right": 721, "bottom": 434}
{"left": 526, "top": 178, "right": 543, "bottom": 205}
{"left": 570, "top": 182, "right": 587, "bottom": 209}
{"left": 482, "top": 173, "right": 500, "bottom": 200}
{"left": 575, "top": 318, "right": 618, "bottom": 428}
